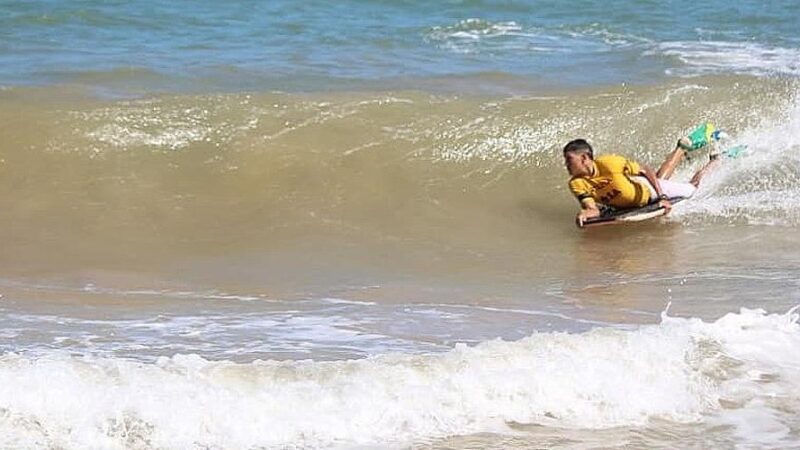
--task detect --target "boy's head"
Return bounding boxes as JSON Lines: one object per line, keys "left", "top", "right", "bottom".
{"left": 563, "top": 139, "right": 594, "bottom": 177}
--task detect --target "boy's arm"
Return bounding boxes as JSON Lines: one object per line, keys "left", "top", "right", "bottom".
{"left": 576, "top": 198, "right": 601, "bottom": 226}
{"left": 640, "top": 165, "right": 672, "bottom": 211}
{"left": 569, "top": 179, "right": 601, "bottom": 225}
{"left": 640, "top": 165, "right": 664, "bottom": 198}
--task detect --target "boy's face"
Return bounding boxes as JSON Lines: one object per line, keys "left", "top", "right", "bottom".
{"left": 564, "top": 151, "right": 592, "bottom": 177}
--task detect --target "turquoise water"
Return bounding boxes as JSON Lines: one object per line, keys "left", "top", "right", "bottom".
{"left": 2, "top": 0, "right": 799, "bottom": 93}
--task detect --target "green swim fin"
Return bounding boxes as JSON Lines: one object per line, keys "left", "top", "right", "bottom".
{"left": 679, "top": 122, "right": 717, "bottom": 151}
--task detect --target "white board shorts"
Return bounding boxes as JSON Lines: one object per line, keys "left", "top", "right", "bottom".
{"left": 631, "top": 176, "right": 696, "bottom": 200}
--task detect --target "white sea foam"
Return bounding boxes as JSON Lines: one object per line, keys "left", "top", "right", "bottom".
{"left": 626, "top": 84, "right": 709, "bottom": 115}
{"left": 0, "top": 307, "right": 797, "bottom": 448}
{"left": 0, "top": 309, "right": 426, "bottom": 362}
{"left": 69, "top": 96, "right": 266, "bottom": 153}
{"left": 653, "top": 41, "right": 800, "bottom": 77}
{"left": 432, "top": 115, "right": 581, "bottom": 165}
{"left": 426, "top": 20, "right": 651, "bottom": 56}
{"left": 675, "top": 93, "right": 800, "bottom": 224}
{"left": 426, "top": 19, "right": 563, "bottom": 54}
{"left": 564, "top": 23, "right": 653, "bottom": 47}
{"left": 80, "top": 103, "right": 215, "bottom": 151}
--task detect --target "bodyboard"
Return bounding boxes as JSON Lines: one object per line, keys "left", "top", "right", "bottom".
{"left": 578, "top": 196, "right": 687, "bottom": 228}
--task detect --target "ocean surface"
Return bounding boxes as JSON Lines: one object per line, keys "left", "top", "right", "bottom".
{"left": 1, "top": 0, "right": 800, "bottom": 448}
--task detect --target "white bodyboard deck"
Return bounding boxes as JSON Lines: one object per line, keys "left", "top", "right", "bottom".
{"left": 578, "top": 196, "right": 687, "bottom": 228}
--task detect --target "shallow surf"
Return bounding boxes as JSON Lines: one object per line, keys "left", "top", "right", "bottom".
{"left": 3, "top": 0, "right": 800, "bottom": 447}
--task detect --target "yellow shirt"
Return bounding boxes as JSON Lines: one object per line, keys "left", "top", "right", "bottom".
{"left": 569, "top": 154, "right": 650, "bottom": 209}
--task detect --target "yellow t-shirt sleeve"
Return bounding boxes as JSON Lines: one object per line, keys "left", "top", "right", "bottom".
{"left": 601, "top": 154, "right": 641, "bottom": 176}
{"left": 623, "top": 158, "right": 641, "bottom": 175}
{"left": 569, "top": 178, "right": 596, "bottom": 206}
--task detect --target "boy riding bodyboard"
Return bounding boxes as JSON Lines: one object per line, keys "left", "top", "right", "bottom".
{"left": 564, "top": 123, "right": 725, "bottom": 228}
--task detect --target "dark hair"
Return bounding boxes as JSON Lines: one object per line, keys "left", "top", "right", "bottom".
{"left": 563, "top": 139, "right": 593, "bottom": 159}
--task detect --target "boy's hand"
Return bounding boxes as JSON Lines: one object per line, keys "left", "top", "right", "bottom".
{"left": 576, "top": 210, "right": 593, "bottom": 226}
{"left": 659, "top": 198, "right": 672, "bottom": 214}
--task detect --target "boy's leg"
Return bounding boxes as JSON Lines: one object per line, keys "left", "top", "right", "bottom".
{"left": 689, "top": 157, "right": 721, "bottom": 187}
{"left": 657, "top": 143, "right": 688, "bottom": 179}
{"left": 659, "top": 123, "right": 718, "bottom": 179}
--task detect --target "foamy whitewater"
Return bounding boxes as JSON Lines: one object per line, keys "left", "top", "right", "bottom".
{"left": 2, "top": 0, "right": 800, "bottom": 448}
{"left": 0, "top": 307, "right": 797, "bottom": 448}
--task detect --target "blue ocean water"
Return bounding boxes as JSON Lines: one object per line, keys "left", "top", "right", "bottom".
{"left": 1, "top": 0, "right": 799, "bottom": 93}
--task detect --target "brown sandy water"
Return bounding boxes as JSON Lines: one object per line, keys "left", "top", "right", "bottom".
{"left": 1, "top": 76, "right": 799, "bottom": 448}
